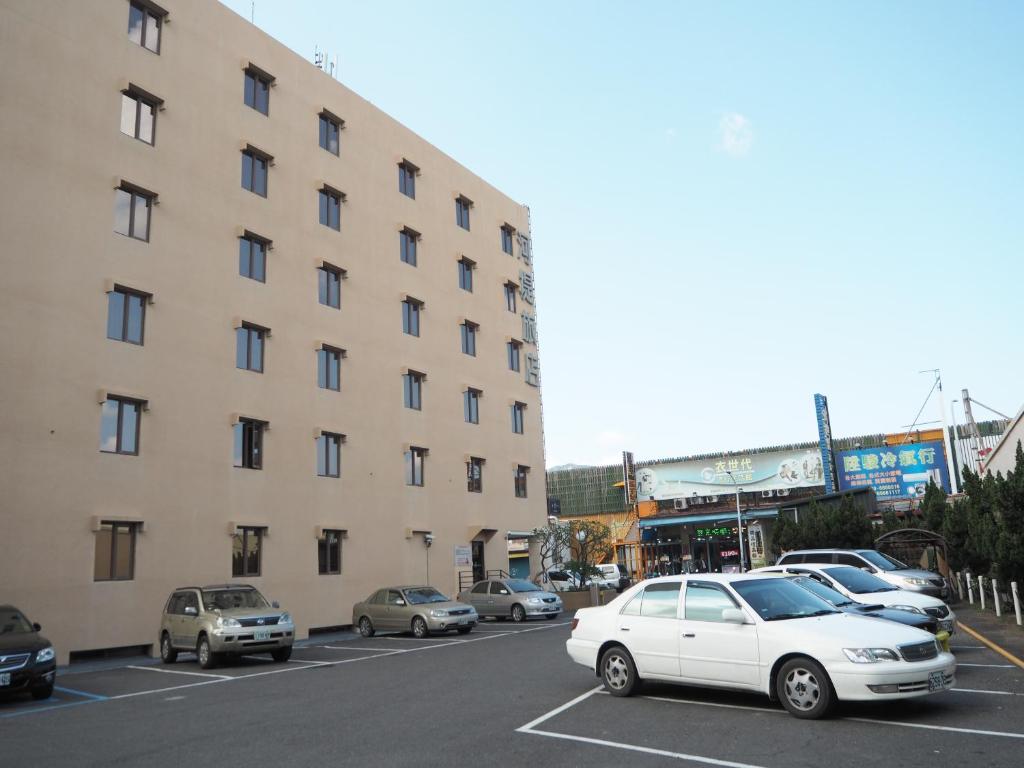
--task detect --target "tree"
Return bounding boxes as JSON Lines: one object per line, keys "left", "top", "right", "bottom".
{"left": 530, "top": 523, "right": 569, "bottom": 584}
{"left": 920, "top": 481, "right": 948, "bottom": 534}
{"left": 564, "top": 519, "right": 613, "bottom": 589}
{"left": 993, "top": 442, "right": 1024, "bottom": 586}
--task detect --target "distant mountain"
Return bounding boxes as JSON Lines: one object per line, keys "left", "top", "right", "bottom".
{"left": 547, "top": 463, "right": 594, "bottom": 472}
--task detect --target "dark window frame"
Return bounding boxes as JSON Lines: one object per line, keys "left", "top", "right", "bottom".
{"left": 405, "top": 446, "right": 426, "bottom": 486}
{"left": 318, "top": 263, "right": 344, "bottom": 308}
{"left": 461, "top": 321, "right": 478, "bottom": 357}
{"left": 114, "top": 184, "right": 154, "bottom": 242}
{"left": 402, "top": 297, "right": 422, "bottom": 337}
{"left": 403, "top": 370, "right": 424, "bottom": 410}
{"left": 234, "top": 418, "right": 265, "bottom": 470}
{"left": 232, "top": 526, "right": 264, "bottom": 577}
{"left": 94, "top": 520, "right": 139, "bottom": 581}
{"left": 243, "top": 67, "right": 273, "bottom": 115}
{"left": 100, "top": 396, "right": 143, "bottom": 455}
{"left": 464, "top": 388, "right": 481, "bottom": 425}
{"left": 398, "top": 160, "right": 418, "bottom": 199}
{"left": 236, "top": 323, "right": 266, "bottom": 373}
{"left": 120, "top": 87, "right": 159, "bottom": 145}
{"left": 456, "top": 195, "right": 472, "bottom": 230}
{"left": 400, "top": 227, "right": 419, "bottom": 266}
{"left": 239, "top": 232, "right": 269, "bottom": 282}
{"left": 241, "top": 147, "right": 270, "bottom": 197}
{"left": 507, "top": 340, "right": 522, "bottom": 372}
{"left": 515, "top": 465, "right": 529, "bottom": 498}
{"left": 317, "top": 345, "right": 344, "bottom": 391}
{"left": 318, "top": 529, "right": 343, "bottom": 575}
{"left": 511, "top": 402, "right": 525, "bottom": 434}
{"left": 128, "top": 1, "right": 165, "bottom": 54}
{"left": 501, "top": 224, "right": 515, "bottom": 255}
{"left": 467, "top": 457, "right": 484, "bottom": 493}
{"left": 317, "top": 432, "right": 344, "bottom": 478}
{"left": 106, "top": 285, "right": 148, "bottom": 345}
{"left": 319, "top": 186, "right": 344, "bottom": 230}
{"left": 458, "top": 257, "right": 475, "bottom": 292}
{"left": 504, "top": 282, "right": 517, "bottom": 313}
{"left": 318, "top": 111, "right": 342, "bottom": 155}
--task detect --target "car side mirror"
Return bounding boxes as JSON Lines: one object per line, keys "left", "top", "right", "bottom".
{"left": 272, "top": 601, "right": 280, "bottom": 609}
{"left": 861, "top": 566, "right": 875, "bottom": 573}
{"left": 500, "top": 590, "right": 509, "bottom": 595}
{"left": 721, "top": 608, "right": 747, "bottom": 624}
{"left": 32, "top": 622, "right": 42, "bottom": 632}
{"left": 184, "top": 606, "right": 198, "bottom": 616}
{"left": 396, "top": 599, "right": 406, "bottom": 606}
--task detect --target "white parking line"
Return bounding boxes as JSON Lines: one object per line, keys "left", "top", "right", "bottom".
{"left": 517, "top": 686, "right": 767, "bottom": 768}
{"left": 952, "top": 688, "right": 1024, "bottom": 696}
{"left": 845, "top": 717, "right": 1024, "bottom": 740}
{"left": 952, "top": 645, "right": 987, "bottom": 650}
{"left": 125, "top": 665, "right": 231, "bottom": 680}
{"left": 958, "top": 663, "right": 1016, "bottom": 668}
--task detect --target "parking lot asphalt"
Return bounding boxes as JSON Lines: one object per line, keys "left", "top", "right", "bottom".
{"left": 2, "top": 618, "right": 1023, "bottom": 767}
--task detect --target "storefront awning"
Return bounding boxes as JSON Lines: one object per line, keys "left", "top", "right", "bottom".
{"left": 638, "top": 509, "right": 779, "bottom": 528}
{"left": 505, "top": 530, "right": 534, "bottom": 539}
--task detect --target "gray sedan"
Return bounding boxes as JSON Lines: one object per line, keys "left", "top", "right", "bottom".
{"left": 457, "top": 578, "right": 562, "bottom": 622}
{"left": 351, "top": 586, "right": 477, "bottom": 638}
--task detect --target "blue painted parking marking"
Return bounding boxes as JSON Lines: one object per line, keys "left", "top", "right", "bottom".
{"left": 54, "top": 685, "right": 110, "bottom": 701}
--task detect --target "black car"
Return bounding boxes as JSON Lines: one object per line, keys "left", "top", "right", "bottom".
{"left": 0, "top": 606, "right": 57, "bottom": 700}
{"left": 787, "top": 576, "right": 940, "bottom": 634}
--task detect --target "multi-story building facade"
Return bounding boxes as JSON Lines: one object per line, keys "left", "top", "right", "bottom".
{"left": 0, "top": 0, "right": 546, "bottom": 663}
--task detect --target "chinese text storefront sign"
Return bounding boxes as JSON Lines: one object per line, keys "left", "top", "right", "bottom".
{"left": 835, "top": 440, "right": 950, "bottom": 499}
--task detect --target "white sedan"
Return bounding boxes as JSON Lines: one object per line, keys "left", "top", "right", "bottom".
{"left": 750, "top": 564, "right": 957, "bottom": 635}
{"left": 566, "top": 573, "right": 956, "bottom": 719}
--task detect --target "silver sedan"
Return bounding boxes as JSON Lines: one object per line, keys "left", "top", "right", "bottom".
{"left": 351, "top": 586, "right": 478, "bottom": 638}
{"left": 457, "top": 578, "right": 562, "bottom": 622}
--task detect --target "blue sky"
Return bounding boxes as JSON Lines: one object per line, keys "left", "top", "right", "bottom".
{"left": 220, "top": 0, "right": 1023, "bottom": 467}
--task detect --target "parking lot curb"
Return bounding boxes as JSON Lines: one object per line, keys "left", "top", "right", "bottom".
{"left": 957, "top": 621, "right": 1024, "bottom": 671}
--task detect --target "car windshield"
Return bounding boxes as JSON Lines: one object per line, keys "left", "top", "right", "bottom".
{"left": 823, "top": 566, "right": 898, "bottom": 593}
{"left": 731, "top": 578, "right": 841, "bottom": 621}
{"left": 0, "top": 609, "right": 34, "bottom": 635}
{"left": 202, "top": 588, "right": 269, "bottom": 610}
{"left": 404, "top": 587, "right": 449, "bottom": 604}
{"left": 791, "top": 576, "right": 855, "bottom": 607}
{"left": 507, "top": 580, "right": 541, "bottom": 593}
{"left": 858, "top": 550, "right": 909, "bottom": 571}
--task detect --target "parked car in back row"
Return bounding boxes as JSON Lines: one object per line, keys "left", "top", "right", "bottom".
{"left": 159, "top": 584, "right": 294, "bottom": 669}
{"left": 566, "top": 574, "right": 955, "bottom": 719}
{"left": 458, "top": 578, "right": 562, "bottom": 621}
{"left": 0, "top": 605, "right": 56, "bottom": 700}
{"left": 352, "top": 586, "right": 478, "bottom": 638}
{"left": 776, "top": 549, "right": 949, "bottom": 599}
{"left": 595, "top": 563, "right": 632, "bottom": 592}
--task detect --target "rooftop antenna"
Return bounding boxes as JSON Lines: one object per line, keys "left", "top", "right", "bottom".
{"left": 250, "top": 1, "right": 254, "bottom": 24}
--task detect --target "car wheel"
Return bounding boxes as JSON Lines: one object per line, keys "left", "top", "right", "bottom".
{"left": 601, "top": 645, "right": 639, "bottom": 697}
{"left": 30, "top": 683, "right": 54, "bottom": 701}
{"left": 511, "top": 604, "right": 527, "bottom": 623}
{"left": 776, "top": 657, "right": 835, "bottom": 719}
{"left": 197, "top": 635, "right": 217, "bottom": 669}
{"left": 271, "top": 646, "right": 292, "bottom": 662}
{"left": 160, "top": 632, "right": 178, "bottom": 664}
{"left": 358, "top": 616, "right": 375, "bottom": 638}
{"left": 457, "top": 627, "right": 472, "bottom": 635}
{"left": 412, "top": 616, "right": 430, "bottom": 638}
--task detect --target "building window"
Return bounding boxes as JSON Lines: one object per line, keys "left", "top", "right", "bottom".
{"left": 398, "top": 160, "right": 417, "bottom": 199}
{"left": 100, "top": 396, "right": 142, "bottom": 455}
{"left": 241, "top": 148, "right": 269, "bottom": 197}
{"left": 236, "top": 323, "right": 266, "bottom": 372}
{"left": 317, "top": 433, "right": 343, "bottom": 478}
{"left": 239, "top": 232, "right": 269, "bottom": 282}
{"left": 317, "top": 346, "right": 343, "bottom": 391}
{"left": 458, "top": 257, "right": 475, "bottom": 292}
{"left": 402, "top": 297, "right": 422, "bottom": 337}
{"left": 467, "top": 457, "right": 484, "bottom": 493}
{"left": 243, "top": 67, "right": 272, "bottom": 115}
{"left": 461, "top": 321, "right": 478, "bottom": 357}
{"left": 127, "top": 1, "right": 163, "bottom": 53}
{"left": 464, "top": 388, "right": 481, "bottom": 424}
{"left": 515, "top": 465, "right": 529, "bottom": 498}
{"left": 114, "top": 184, "right": 153, "bottom": 241}
{"left": 106, "top": 286, "right": 147, "bottom": 345}
{"left": 120, "top": 88, "right": 157, "bottom": 144}
{"left": 403, "top": 371, "right": 424, "bottom": 410}
{"left": 319, "top": 187, "right": 343, "bottom": 230}
{"left": 456, "top": 195, "right": 472, "bottom": 230}
{"left": 501, "top": 224, "right": 515, "bottom": 255}
{"left": 232, "top": 526, "right": 263, "bottom": 577}
{"left": 319, "top": 112, "right": 342, "bottom": 155}
{"left": 405, "top": 446, "right": 426, "bottom": 486}
{"left": 318, "top": 263, "right": 343, "bottom": 308}
{"left": 504, "top": 282, "right": 517, "bottom": 313}
{"left": 234, "top": 418, "right": 264, "bottom": 469}
{"left": 400, "top": 227, "right": 419, "bottom": 266}
{"left": 318, "top": 529, "right": 343, "bottom": 575}
{"left": 511, "top": 402, "right": 525, "bottom": 435}
{"left": 94, "top": 521, "right": 138, "bottom": 581}
{"left": 507, "top": 340, "right": 522, "bottom": 372}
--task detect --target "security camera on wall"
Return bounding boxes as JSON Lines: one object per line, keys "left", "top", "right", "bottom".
{"left": 423, "top": 533, "right": 434, "bottom": 547}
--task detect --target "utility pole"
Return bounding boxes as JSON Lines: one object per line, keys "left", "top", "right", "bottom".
{"left": 962, "top": 389, "right": 984, "bottom": 474}
{"left": 725, "top": 471, "right": 745, "bottom": 573}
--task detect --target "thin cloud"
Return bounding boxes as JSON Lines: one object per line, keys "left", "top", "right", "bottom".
{"left": 718, "top": 112, "right": 753, "bottom": 156}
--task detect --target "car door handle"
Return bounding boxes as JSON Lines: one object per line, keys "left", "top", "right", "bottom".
{"left": 681, "top": 633, "right": 696, "bottom": 638}
{"left": 619, "top": 626, "right": 630, "bottom": 632}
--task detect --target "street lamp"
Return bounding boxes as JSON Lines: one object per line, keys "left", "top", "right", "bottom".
{"left": 725, "top": 470, "right": 745, "bottom": 573}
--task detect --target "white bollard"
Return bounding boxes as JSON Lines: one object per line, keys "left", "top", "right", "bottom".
{"left": 967, "top": 573, "right": 974, "bottom": 604}
{"left": 993, "top": 579, "right": 1001, "bottom": 617}
{"left": 1012, "top": 582, "right": 1022, "bottom": 627}
{"left": 980, "top": 575, "right": 987, "bottom": 610}
{"left": 956, "top": 571, "right": 964, "bottom": 601}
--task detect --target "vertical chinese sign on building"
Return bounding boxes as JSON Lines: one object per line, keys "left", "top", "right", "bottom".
{"left": 835, "top": 441, "right": 951, "bottom": 499}
{"left": 517, "top": 231, "right": 540, "bottom": 388}
{"left": 814, "top": 393, "right": 838, "bottom": 495}
{"left": 622, "top": 451, "right": 637, "bottom": 506}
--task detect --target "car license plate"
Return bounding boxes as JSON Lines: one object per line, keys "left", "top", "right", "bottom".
{"left": 928, "top": 671, "right": 945, "bottom": 691}
{"left": 254, "top": 629, "right": 271, "bottom": 641}
{"left": 0, "top": 672, "right": 9, "bottom": 687}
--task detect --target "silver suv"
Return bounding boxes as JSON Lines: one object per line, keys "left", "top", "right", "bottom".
{"left": 159, "top": 584, "right": 294, "bottom": 669}
{"left": 776, "top": 549, "right": 949, "bottom": 599}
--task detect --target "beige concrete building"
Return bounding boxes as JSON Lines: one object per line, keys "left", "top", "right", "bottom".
{"left": 0, "top": 0, "right": 547, "bottom": 663}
